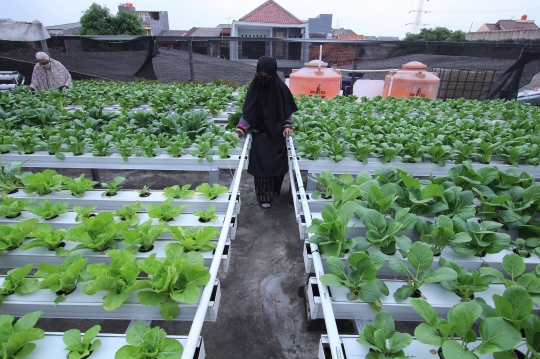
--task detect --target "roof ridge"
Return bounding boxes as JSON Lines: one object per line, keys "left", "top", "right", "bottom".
{"left": 239, "top": 0, "right": 302, "bottom": 24}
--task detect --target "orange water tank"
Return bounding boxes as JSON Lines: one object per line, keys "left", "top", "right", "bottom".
{"left": 382, "top": 61, "right": 440, "bottom": 99}
{"left": 289, "top": 60, "right": 342, "bottom": 99}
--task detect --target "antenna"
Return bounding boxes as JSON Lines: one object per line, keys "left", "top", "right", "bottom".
{"left": 225, "top": 17, "right": 231, "bottom": 27}
{"left": 409, "top": 0, "right": 430, "bottom": 34}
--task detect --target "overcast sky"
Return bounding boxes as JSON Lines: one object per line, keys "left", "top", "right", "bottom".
{"left": 4, "top": 0, "right": 540, "bottom": 38}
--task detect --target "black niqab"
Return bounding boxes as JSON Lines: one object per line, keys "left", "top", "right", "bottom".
{"left": 242, "top": 56, "right": 298, "bottom": 138}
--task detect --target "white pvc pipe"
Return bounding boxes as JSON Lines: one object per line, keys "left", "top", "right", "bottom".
{"left": 181, "top": 134, "right": 251, "bottom": 359}
{"left": 388, "top": 71, "right": 395, "bottom": 97}
{"left": 318, "top": 45, "right": 323, "bottom": 72}
{"left": 287, "top": 136, "right": 344, "bottom": 359}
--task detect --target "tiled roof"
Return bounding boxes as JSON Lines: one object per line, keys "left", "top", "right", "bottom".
{"left": 338, "top": 34, "right": 364, "bottom": 40}
{"left": 183, "top": 27, "right": 198, "bottom": 36}
{"left": 309, "top": 43, "right": 356, "bottom": 66}
{"left": 191, "top": 28, "right": 222, "bottom": 37}
{"left": 484, "top": 24, "right": 500, "bottom": 31}
{"left": 239, "top": 0, "right": 303, "bottom": 25}
{"left": 220, "top": 28, "right": 231, "bottom": 36}
{"left": 497, "top": 20, "right": 538, "bottom": 30}
{"left": 160, "top": 30, "right": 187, "bottom": 36}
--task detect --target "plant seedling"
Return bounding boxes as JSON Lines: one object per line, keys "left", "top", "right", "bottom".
{"left": 439, "top": 259, "right": 497, "bottom": 300}
{"left": 21, "top": 224, "right": 67, "bottom": 253}
{"left": 20, "top": 169, "right": 63, "bottom": 196}
{"left": 0, "top": 159, "right": 32, "bottom": 193}
{"left": 124, "top": 220, "right": 167, "bottom": 252}
{"left": 27, "top": 199, "right": 68, "bottom": 220}
{"left": 0, "top": 311, "right": 45, "bottom": 359}
{"left": 65, "top": 212, "right": 129, "bottom": 253}
{"left": 145, "top": 198, "right": 188, "bottom": 222}
{"left": 138, "top": 185, "right": 151, "bottom": 197}
{"left": 63, "top": 325, "right": 102, "bottom": 359}
{"left": 113, "top": 201, "right": 143, "bottom": 226}
{"left": 357, "top": 311, "right": 412, "bottom": 358}
{"left": 168, "top": 226, "right": 219, "bottom": 252}
{"left": 196, "top": 183, "right": 228, "bottom": 200}
{"left": 0, "top": 218, "right": 40, "bottom": 253}
{"left": 163, "top": 184, "right": 195, "bottom": 199}
{"left": 193, "top": 205, "right": 218, "bottom": 223}
{"left": 101, "top": 176, "right": 126, "bottom": 197}
{"left": 0, "top": 196, "right": 35, "bottom": 218}
{"left": 73, "top": 205, "right": 97, "bottom": 222}
{"left": 62, "top": 174, "right": 99, "bottom": 197}
{"left": 0, "top": 263, "right": 40, "bottom": 305}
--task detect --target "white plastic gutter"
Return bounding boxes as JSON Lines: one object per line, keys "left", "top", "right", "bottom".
{"left": 181, "top": 134, "right": 251, "bottom": 359}
{"left": 287, "top": 136, "right": 345, "bottom": 359}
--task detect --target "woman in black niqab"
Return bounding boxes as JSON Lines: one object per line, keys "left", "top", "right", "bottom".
{"left": 234, "top": 56, "right": 298, "bottom": 209}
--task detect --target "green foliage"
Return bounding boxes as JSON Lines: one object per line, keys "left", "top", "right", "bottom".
{"left": 83, "top": 250, "right": 139, "bottom": 311}
{"left": 102, "top": 176, "right": 126, "bottom": 197}
{"left": 113, "top": 201, "right": 143, "bottom": 226}
{"left": 0, "top": 218, "right": 40, "bottom": 253}
{"left": 193, "top": 205, "right": 218, "bottom": 222}
{"left": 357, "top": 311, "right": 412, "bottom": 358}
{"left": 65, "top": 212, "right": 129, "bottom": 253}
{"left": 21, "top": 224, "right": 67, "bottom": 252}
{"left": 414, "top": 215, "right": 472, "bottom": 256}
{"left": 0, "top": 311, "right": 44, "bottom": 359}
{"left": 35, "top": 252, "right": 92, "bottom": 305}
{"left": 321, "top": 253, "right": 389, "bottom": 311}
{"left": 20, "top": 169, "right": 63, "bottom": 196}
{"left": 0, "top": 160, "right": 31, "bottom": 193}
{"left": 163, "top": 184, "right": 195, "bottom": 199}
{"left": 127, "top": 245, "right": 210, "bottom": 320}
{"left": 145, "top": 198, "right": 188, "bottom": 222}
{"left": 389, "top": 241, "right": 458, "bottom": 302}
{"left": 27, "top": 199, "right": 68, "bottom": 220}
{"left": 0, "top": 196, "right": 35, "bottom": 218}
{"left": 439, "top": 259, "right": 497, "bottom": 300}
{"left": 76, "top": 3, "right": 146, "bottom": 35}
{"left": 62, "top": 174, "right": 99, "bottom": 196}
{"left": 115, "top": 322, "right": 183, "bottom": 359}
{"left": 0, "top": 264, "right": 40, "bottom": 305}
{"left": 124, "top": 219, "right": 167, "bottom": 252}
{"left": 404, "top": 27, "right": 466, "bottom": 42}
{"left": 196, "top": 183, "right": 228, "bottom": 200}
{"left": 73, "top": 205, "right": 97, "bottom": 222}
{"left": 168, "top": 226, "right": 219, "bottom": 252}
{"left": 63, "top": 325, "right": 102, "bottom": 359}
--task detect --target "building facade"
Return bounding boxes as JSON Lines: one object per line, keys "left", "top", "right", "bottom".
{"left": 118, "top": 3, "right": 169, "bottom": 36}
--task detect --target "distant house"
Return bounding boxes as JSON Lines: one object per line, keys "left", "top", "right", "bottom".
{"left": 45, "top": 22, "right": 81, "bottom": 35}
{"left": 467, "top": 15, "right": 540, "bottom": 42}
{"left": 476, "top": 15, "right": 538, "bottom": 32}
{"left": 118, "top": 3, "right": 169, "bottom": 36}
{"left": 230, "top": 0, "right": 311, "bottom": 67}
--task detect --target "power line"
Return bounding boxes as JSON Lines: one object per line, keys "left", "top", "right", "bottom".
{"left": 430, "top": 7, "right": 540, "bottom": 14}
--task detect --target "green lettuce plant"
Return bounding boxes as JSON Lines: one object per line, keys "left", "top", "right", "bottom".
{"left": 138, "top": 185, "right": 151, "bottom": 197}
{"left": 411, "top": 298, "right": 522, "bottom": 359}
{"left": 163, "top": 184, "right": 195, "bottom": 199}
{"left": 0, "top": 196, "right": 35, "bottom": 218}
{"left": 62, "top": 174, "right": 99, "bottom": 197}
{"left": 82, "top": 250, "right": 140, "bottom": 311}
{"left": 355, "top": 207, "right": 416, "bottom": 255}
{"left": 20, "top": 169, "right": 63, "bottom": 196}
{"left": 145, "top": 198, "right": 188, "bottom": 222}
{"left": 193, "top": 205, "right": 218, "bottom": 222}
{"left": 196, "top": 183, "right": 228, "bottom": 200}
{"left": 35, "top": 252, "right": 91, "bottom": 304}
{"left": 356, "top": 311, "right": 412, "bottom": 358}
{"left": 389, "top": 241, "right": 458, "bottom": 301}
{"left": 21, "top": 224, "right": 67, "bottom": 253}
{"left": 113, "top": 201, "right": 143, "bottom": 226}
{"left": 307, "top": 202, "right": 360, "bottom": 257}
{"left": 124, "top": 220, "right": 167, "bottom": 252}
{"left": 114, "top": 322, "right": 183, "bottom": 359}
{"left": 168, "top": 226, "right": 219, "bottom": 252}
{"left": 189, "top": 140, "right": 214, "bottom": 163}
{"left": 358, "top": 181, "right": 399, "bottom": 214}
{"left": 439, "top": 259, "right": 497, "bottom": 300}
{"left": 65, "top": 212, "right": 129, "bottom": 253}
{"left": 321, "top": 252, "right": 388, "bottom": 311}
{"left": 63, "top": 325, "right": 102, "bottom": 359}
{"left": 439, "top": 186, "right": 476, "bottom": 220}
{"left": 451, "top": 218, "right": 511, "bottom": 257}
{"left": 127, "top": 244, "right": 210, "bottom": 320}
{"left": 0, "top": 218, "right": 40, "bottom": 252}
{"left": 414, "top": 215, "right": 472, "bottom": 256}
{"left": 0, "top": 160, "right": 31, "bottom": 193}
{"left": 101, "top": 176, "right": 126, "bottom": 197}
{"left": 0, "top": 311, "right": 44, "bottom": 359}
{"left": 0, "top": 264, "right": 40, "bottom": 305}
{"left": 73, "top": 205, "right": 97, "bottom": 222}
{"left": 27, "top": 199, "right": 68, "bottom": 220}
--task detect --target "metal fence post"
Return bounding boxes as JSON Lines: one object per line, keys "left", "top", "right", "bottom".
{"left": 188, "top": 39, "right": 195, "bottom": 81}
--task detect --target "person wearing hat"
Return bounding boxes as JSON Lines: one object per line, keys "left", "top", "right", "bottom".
{"left": 233, "top": 56, "right": 298, "bottom": 209}
{"left": 29, "top": 52, "right": 72, "bottom": 92}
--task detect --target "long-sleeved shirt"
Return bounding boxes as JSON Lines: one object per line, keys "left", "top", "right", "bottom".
{"left": 236, "top": 115, "right": 292, "bottom": 136}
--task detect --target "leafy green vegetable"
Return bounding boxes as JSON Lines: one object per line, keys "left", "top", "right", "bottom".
{"left": 321, "top": 252, "right": 388, "bottom": 311}
{"left": 82, "top": 250, "right": 140, "bottom": 311}
{"left": 193, "top": 205, "right": 218, "bottom": 222}
{"left": 127, "top": 244, "right": 210, "bottom": 320}
{"left": 113, "top": 201, "right": 143, "bottom": 226}
{"left": 124, "top": 220, "right": 167, "bottom": 252}
{"left": 145, "top": 198, "right": 188, "bottom": 222}
{"left": 62, "top": 174, "right": 99, "bottom": 197}
{"left": 0, "top": 160, "right": 32, "bottom": 193}
{"left": 196, "top": 183, "right": 228, "bottom": 200}
{"left": 21, "top": 224, "right": 67, "bottom": 252}
{"left": 389, "top": 241, "right": 458, "bottom": 302}
{"left": 101, "top": 176, "right": 125, "bottom": 197}
{"left": 35, "top": 252, "right": 91, "bottom": 305}
{"left": 62, "top": 326, "right": 102, "bottom": 359}
{"left": 0, "top": 311, "right": 44, "bottom": 359}
{"left": 163, "top": 184, "right": 195, "bottom": 199}
{"left": 357, "top": 311, "right": 412, "bottom": 358}
{"left": 27, "top": 199, "right": 68, "bottom": 220}
{"left": 114, "top": 322, "right": 183, "bottom": 359}
{"left": 451, "top": 219, "right": 511, "bottom": 257}
{"left": 20, "top": 169, "right": 63, "bottom": 196}
{"left": 439, "top": 259, "right": 496, "bottom": 300}
{"left": 138, "top": 185, "right": 151, "bottom": 197}
{"left": 168, "top": 226, "right": 219, "bottom": 252}
{"left": 65, "top": 212, "right": 129, "bottom": 253}
{"left": 414, "top": 215, "right": 472, "bottom": 256}
{"left": 0, "top": 196, "right": 35, "bottom": 218}
{"left": 0, "top": 264, "right": 40, "bottom": 305}
{"left": 73, "top": 205, "right": 97, "bottom": 222}
{"left": 0, "top": 218, "right": 40, "bottom": 253}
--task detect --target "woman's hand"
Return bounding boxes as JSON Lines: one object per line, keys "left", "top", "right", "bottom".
{"left": 232, "top": 132, "right": 240, "bottom": 139}
{"left": 283, "top": 127, "right": 293, "bottom": 137}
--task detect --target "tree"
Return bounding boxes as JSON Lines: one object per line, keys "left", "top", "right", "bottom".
{"left": 75, "top": 3, "right": 146, "bottom": 36}
{"left": 404, "top": 27, "right": 466, "bottom": 42}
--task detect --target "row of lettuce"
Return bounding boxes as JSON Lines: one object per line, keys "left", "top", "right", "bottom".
{"left": 2, "top": 311, "right": 185, "bottom": 359}
{"left": 305, "top": 164, "right": 540, "bottom": 358}
{"left": 1, "top": 81, "right": 246, "bottom": 115}
{"left": 0, "top": 108, "right": 243, "bottom": 162}
{"left": 294, "top": 96, "right": 540, "bottom": 166}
